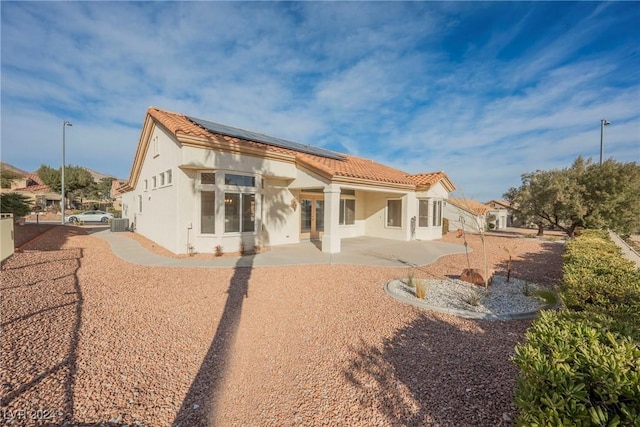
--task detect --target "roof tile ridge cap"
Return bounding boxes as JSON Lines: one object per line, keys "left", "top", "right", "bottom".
{"left": 153, "top": 108, "right": 194, "bottom": 136}
{"left": 407, "top": 170, "right": 444, "bottom": 177}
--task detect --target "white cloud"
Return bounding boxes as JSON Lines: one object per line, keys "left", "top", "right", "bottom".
{"left": 1, "top": 1, "right": 638, "bottom": 202}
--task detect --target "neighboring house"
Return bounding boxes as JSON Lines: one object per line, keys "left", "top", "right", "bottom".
{"left": 444, "top": 197, "right": 489, "bottom": 233}
{"left": 110, "top": 179, "right": 125, "bottom": 211}
{"left": 119, "top": 107, "right": 456, "bottom": 254}
{"left": 10, "top": 174, "right": 61, "bottom": 211}
{"left": 485, "top": 199, "right": 512, "bottom": 230}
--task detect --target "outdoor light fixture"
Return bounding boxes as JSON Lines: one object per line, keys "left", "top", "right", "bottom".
{"left": 61, "top": 120, "right": 72, "bottom": 224}
{"left": 600, "top": 119, "right": 610, "bottom": 166}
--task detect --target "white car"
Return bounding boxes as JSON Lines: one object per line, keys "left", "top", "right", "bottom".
{"left": 66, "top": 210, "right": 114, "bottom": 224}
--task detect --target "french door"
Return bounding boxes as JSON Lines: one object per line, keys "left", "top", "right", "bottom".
{"left": 300, "top": 194, "right": 324, "bottom": 240}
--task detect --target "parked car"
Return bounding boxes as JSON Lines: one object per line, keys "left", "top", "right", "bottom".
{"left": 66, "top": 210, "right": 114, "bottom": 224}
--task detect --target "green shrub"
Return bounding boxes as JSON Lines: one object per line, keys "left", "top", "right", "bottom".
{"left": 562, "top": 230, "right": 640, "bottom": 318}
{"left": 513, "top": 230, "right": 640, "bottom": 425}
{"left": 513, "top": 311, "right": 640, "bottom": 426}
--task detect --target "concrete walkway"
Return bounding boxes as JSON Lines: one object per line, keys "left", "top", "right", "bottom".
{"left": 94, "top": 229, "right": 468, "bottom": 268}
{"left": 608, "top": 230, "right": 640, "bottom": 269}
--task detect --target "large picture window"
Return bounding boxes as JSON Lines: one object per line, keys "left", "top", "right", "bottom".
{"left": 339, "top": 199, "right": 355, "bottom": 225}
{"left": 387, "top": 199, "right": 402, "bottom": 227}
{"left": 225, "top": 193, "right": 256, "bottom": 233}
{"left": 418, "top": 199, "right": 429, "bottom": 227}
{"left": 432, "top": 200, "right": 442, "bottom": 227}
{"left": 201, "top": 191, "right": 215, "bottom": 234}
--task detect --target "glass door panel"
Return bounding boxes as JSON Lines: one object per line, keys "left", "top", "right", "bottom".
{"left": 300, "top": 199, "right": 312, "bottom": 233}
{"left": 315, "top": 200, "right": 324, "bottom": 233}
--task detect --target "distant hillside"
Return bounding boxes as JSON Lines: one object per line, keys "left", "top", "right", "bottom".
{"left": 0, "top": 162, "right": 29, "bottom": 176}
{"left": 0, "top": 162, "right": 122, "bottom": 182}
{"left": 84, "top": 167, "right": 119, "bottom": 182}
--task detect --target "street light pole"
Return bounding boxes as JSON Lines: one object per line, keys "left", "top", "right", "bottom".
{"left": 600, "top": 119, "right": 610, "bottom": 165}
{"left": 61, "top": 120, "right": 72, "bottom": 224}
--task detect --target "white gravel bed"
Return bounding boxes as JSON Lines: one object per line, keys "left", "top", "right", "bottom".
{"left": 387, "top": 275, "right": 548, "bottom": 318}
{"left": 1, "top": 227, "right": 563, "bottom": 426}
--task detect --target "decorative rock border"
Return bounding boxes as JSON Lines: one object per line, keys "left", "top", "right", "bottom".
{"left": 384, "top": 278, "right": 559, "bottom": 321}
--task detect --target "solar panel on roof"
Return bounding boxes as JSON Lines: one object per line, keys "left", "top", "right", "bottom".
{"left": 187, "top": 116, "right": 345, "bottom": 161}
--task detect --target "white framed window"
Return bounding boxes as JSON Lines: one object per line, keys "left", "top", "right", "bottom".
{"left": 224, "top": 193, "right": 255, "bottom": 233}
{"left": 201, "top": 191, "right": 215, "bottom": 234}
{"left": 339, "top": 198, "right": 355, "bottom": 225}
{"left": 223, "top": 172, "right": 256, "bottom": 233}
{"left": 153, "top": 136, "right": 159, "bottom": 157}
{"left": 418, "top": 199, "right": 429, "bottom": 227}
{"left": 144, "top": 179, "right": 148, "bottom": 191}
{"left": 152, "top": 176, "right": 157, "bottom": 189}
{"left": 166, "top": 169, "right": 172, "bottom": 184}
{"left": 225, "top": 173, "right": 255, "bottom": 187}
{"left": 197, "top": 172, "right": 216, "bottom": 235}
{"left": 159, "top": 172, "right": 165, "bottom": 186}
{"left": 386, "top": 199, "right": 402, "bottom": 228}
{"left": 432, "top": 200, "right": 442, "bottom": 227}
{"left": 138, "top": 195, "right": 143, "bottom": 213}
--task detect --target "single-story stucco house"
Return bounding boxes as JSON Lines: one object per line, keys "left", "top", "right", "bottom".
{"left": 444, "top": 197, "right": 490, "bottom": 233}
{"left": 7, "top": 173, "right": 61, "bottom": 210}
{"left": 119, "top": 107, "right": 456, "bottom": 255}
{"left": 485, "top": 199, "right": 512, "bottom": 230}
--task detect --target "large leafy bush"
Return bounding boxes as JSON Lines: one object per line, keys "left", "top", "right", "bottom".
{"left": 513, "top": 230, "right": 640, "bottom": 426}
{"left": 514, "top": 311, "right": 640, "bottom": 426}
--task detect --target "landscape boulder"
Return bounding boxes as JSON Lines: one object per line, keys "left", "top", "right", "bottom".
{"left": 460, "top": 268, "right": 488, "bottom": 287}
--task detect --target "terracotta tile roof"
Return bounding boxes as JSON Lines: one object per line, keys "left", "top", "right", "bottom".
{"left": 25, "top": 174, "right": 44, "bottom": 186}
{"left": 448, "top": 197, "right": 490, "bottom": 215}
{"left": 407, "top": 171, "right": 456, "bottom": 191}
{"left": 408, "top": 172, "right": 443, "bottom": 186}
{"left": 13, "top": 174, "right": 51, "bottom": 192}
{"left": 18, "top": 184, "right": 51, "bottom": 192}
{"left": 146, "top": 107, "right": 453, "bottom": 188}
{"left": 485, "top": 199, "right": 511, "bottom": 209}
{"left": 149, "top": 108, "right": 296, "bottom": 157}
{"left": 296, "top": 153, "right": 416, "bottom": 185}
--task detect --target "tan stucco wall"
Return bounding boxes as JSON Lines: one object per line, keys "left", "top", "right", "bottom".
{"left": 1, "top": 214, "right": 14, "bottom": 262}
{"left": 121, "top": 125, "right": 454, "bottom": 254}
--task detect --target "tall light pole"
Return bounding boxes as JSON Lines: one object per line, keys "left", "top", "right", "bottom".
{"left": 61, "top": 120, "right": 72, "bottom": 224}
{"left": 600, "top": 119, "right": 610, "bottom": 165}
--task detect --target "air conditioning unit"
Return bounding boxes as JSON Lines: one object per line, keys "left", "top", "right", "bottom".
{"left": 110, "top": 218, "right": 130, "bottom": 232}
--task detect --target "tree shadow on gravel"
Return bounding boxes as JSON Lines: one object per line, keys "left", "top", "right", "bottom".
{"left": 173, "top": 255, "right": 254, "bottom": 427}
{"left": 0, "top": 226, "right": 85, "bottom": 425}
{"left": 494, "top": 241, "right": 564, "bottom": 288}
{"left": 1, "top": 226, "right": 141, "bottom": 427}
{"left": 343, "top": 314, "right": 531, "bottom": 427}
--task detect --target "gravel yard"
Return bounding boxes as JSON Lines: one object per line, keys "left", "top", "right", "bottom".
{"left": 1, "top": 227, "right": 563, "bottom": 426}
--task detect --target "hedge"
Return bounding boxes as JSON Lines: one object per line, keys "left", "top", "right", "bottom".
{"left": 513, "top": 230, "right": 640, "bottom": 426}
{"left": 562, "top": 230, "right": 640, "bottom": 320}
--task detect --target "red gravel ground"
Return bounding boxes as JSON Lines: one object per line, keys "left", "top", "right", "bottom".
{"left": 1, "top": 227, "right": 563, "bottom": 426}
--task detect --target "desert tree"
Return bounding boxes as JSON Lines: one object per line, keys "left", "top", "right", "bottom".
{"left": 0, "top": 192, "right": 33, "bottom": 219}
{"left": 505, "top": 157, "right": 640, "bottom": 237}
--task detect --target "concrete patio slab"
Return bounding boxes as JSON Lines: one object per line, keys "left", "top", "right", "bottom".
{"left": 94, "top": 230, "right": 468, "bottom": 268}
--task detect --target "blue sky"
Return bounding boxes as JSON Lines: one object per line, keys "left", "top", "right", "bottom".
{"left": 1, "top": 1, "right": 639, "bottom": 202}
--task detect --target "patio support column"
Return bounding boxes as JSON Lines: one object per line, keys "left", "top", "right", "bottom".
{"left": 322, "top": 184, "right": 341, "bottom": 253}
{"left": 405, "top": 193, "right": 417, "bottom": 241}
